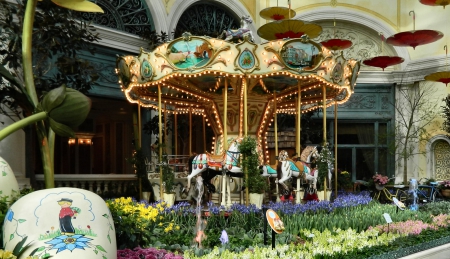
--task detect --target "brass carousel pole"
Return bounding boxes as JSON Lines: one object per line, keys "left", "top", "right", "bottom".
{"left": 174, "top": 111, "right": 178, "bottom": 156}
{"left": 334, "top": 100, "right": 338, "bottom": 198}
{"left": 189, "top": 107, "right": 192, "bottom": 156}
{"left": 138, "top": 100, "right": 142, "bottom": 200}
{"left": 164, "top": 103, "right": 167, "bottom": 147}
{"left": 322, "top": 85, "right": 327, "bottom": 200}
{"left": 221, "top": 78, "right": 228, "bottom": 207}
{"left": 243, "top": 77, "right": 249, "bottom": 206}
{"left": 203, "top": 115, "right": 206, "bottom": 152}
{"left": 158, "top": 85, "right": 163, "bottom": 201}
{"left": 296, "top": 82, "right": 302, "bottom": 204}
{"left": 274, "top": 90, "right": 280, "bottom": 202}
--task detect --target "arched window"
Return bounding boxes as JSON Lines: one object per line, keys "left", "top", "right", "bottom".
{"left": 79, "top": 0, "right": 154, "bottom": 37}
{"left": 174, "top": 2, "right": 240, "bottom": 38}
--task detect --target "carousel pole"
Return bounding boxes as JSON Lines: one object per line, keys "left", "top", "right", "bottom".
{"left": 243, "top": 77, "right": 249, "bottom": 206}
{"left": 221, "top": 78, "right": 228, "bottom": 207}
{"left": 164, "top": 103, "right": 167, "bottom": 148}
{"left": 203, "top": 115, "right": 206, "bottom": 152}
{"left": 334, "top": 100, "right": 338, "bottom": 198}
{"left": 296, "top": 82, "right": 302, "bottom": 204}
{"left": 174, "top": 111, "right": 178, "bottom": 156}
{"left": 322, "top": 85, "right": 327, "bottom": 201}
{"left": 274, "top": 91, "right": 280, "bottom": 202}
{"left": 189, "top": 107, "right": 192, "bottom": 156}
{"left": 158, "top": 85, "right": 163, "bottom": 201}
{"left": 138, "top": 100, "right": 142, "bottom": 200}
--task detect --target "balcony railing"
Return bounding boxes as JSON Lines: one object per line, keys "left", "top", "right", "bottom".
{"left": 34, "top": 155, "right": 246, "bottom": 204}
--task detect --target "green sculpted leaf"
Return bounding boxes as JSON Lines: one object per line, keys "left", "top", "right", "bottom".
{"left": 41, "top": 85, "right": 66, "bottom": 113}
{"left": 9, "top": 234, "right": 14, "bottom": 240}
{"left": 48, "top": 88, "right": 91, "bottom": 128}
{"left": 107, "top": 234, "right": 111, "bottom": 243}
{"left": 48, "top": 118, "right": 75, "bottom": 138}
{"left": 18, "top": 219, "right": 26, "bottom": 223}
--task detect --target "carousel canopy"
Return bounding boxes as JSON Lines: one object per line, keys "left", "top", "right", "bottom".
{"left": 116, "top": 33, "right": 360, "bottom": 150}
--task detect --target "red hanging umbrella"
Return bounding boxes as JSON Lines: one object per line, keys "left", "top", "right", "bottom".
{"left": 424, "top": 46, "right": 450, "bottom": 85}
{"left": 321, "top": 39, "right": 352, "bottom": 51}
{"left": 363, "top": 33, "right": 404, "bottom": 70}
{"left": 419, "top": 0, "right": 450, "bottom": 9}
{"left": 320, "top": 20, "right": 353, "bottom": 51}
{"left": 386, "top": 11, "right": 443, "bottom": 49}
{"left": 363, "top": 56, "right": 404, "bottom": 71}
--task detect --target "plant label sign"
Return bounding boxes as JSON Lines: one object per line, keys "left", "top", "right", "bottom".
{"left": 266, "top": 209, "right": 284, "bottom": 234}
{"left": 383, "top": 213, "right": 393, "bottom": 224}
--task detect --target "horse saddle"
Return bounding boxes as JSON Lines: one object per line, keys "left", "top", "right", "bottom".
{"left": 286, "top": 159, "right": 306, "bottom": 174}
{"left": 265, "top": 164, "right": 277, "bottom": 174}
{"left": 206, "top": 152, "right": 225, "bottom": 167}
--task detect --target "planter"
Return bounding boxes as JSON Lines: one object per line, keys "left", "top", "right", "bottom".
{"left": 142, "top": 191, "right": 151, "bottom": 202}
{"left": 441, "top": 189, "right": 450, "bottom": 198}
{"left": 317, "top": 190, "right": 332, "bottom": 201}
{"left": 249, "top": 193, "right": 264, "bottom": 208}
{"left": 375, "top": 183, "right": 385, "bottom": 190}
{"left": 0, "top": 156, "right": 20, "bottom": 202}
{"left": 3, "top": 187, "right": 116, "bottom": 259}
{"left": 163, "top": 192, "right": 176, "bottom": 207}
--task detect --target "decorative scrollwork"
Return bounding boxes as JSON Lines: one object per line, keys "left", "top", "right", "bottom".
{"left": 79, "top": 0, "right": 153, "bottom": 37}
{"left": 174, "top": 3, "right": 240, "bottom": 38}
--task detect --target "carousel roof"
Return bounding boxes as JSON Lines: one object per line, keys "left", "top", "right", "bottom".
{"left": 116, "top": 33, "right": 360, "bottom": 145}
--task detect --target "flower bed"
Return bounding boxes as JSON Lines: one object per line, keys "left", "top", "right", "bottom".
{"left": 109, "top": 192, "right": 450, "bottom": 258}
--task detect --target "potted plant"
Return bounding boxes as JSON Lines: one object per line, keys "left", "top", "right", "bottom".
{"left": 239, "top": 136, "right": 268, "bottom": 208}
{"left": 159, "top": 150, "right": 176, "bottom": 206}
{"left": 337, "top": 170, "right": 353, "bottom": 192}
{"left": 438, "top": 180, "right": 450, "bottom": 198}
{"left": 130, "top": 148, "right": 153, "bottom": 202}
{"left": 317, "top": 143, "right": 334, "bottom": 200}
{"left": 373, "top": 173, "right": 389, "bottom": 190}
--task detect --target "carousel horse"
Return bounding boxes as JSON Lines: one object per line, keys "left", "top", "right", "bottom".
{"left": 278, "top": 146, "right": 320, "bottom": 194}
{"left": 183, "top": 137, "right": 245, "bottom": 194}
{"left": 219, "top": 15, "right": 254, "bottom": 42}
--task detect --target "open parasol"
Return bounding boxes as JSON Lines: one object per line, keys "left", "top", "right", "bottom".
{"left": 386, "top": 11, "right": 443, "bottom": 49}
{"left": 419, "top": 0, "right": 450, "bottom": 9}
{"left": 321, "top": 20, "right": 353, "bottom": 51}
{"left": 363, "top": 33, "right": 404, "bottom": 70}
{"left": 425, "top": 45, "right": 450, "bottom": 85}
{"left": 257, "top": 19, "right": 322, "bottom": 40}
{"left": 260, "top": 7, "right": 296, "bottom": 21}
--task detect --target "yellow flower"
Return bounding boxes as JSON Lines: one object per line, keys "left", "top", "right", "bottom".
{"left": 0, "top": 250, "right": 16, "bottom": 259}
{"left": 175, "top": 225, "right": 180, "bottom": 230}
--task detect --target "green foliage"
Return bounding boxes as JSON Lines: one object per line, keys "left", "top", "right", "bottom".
{"left": 317, "top": 143, "right": 334, "bottom": 190}
{"left": 420, "top": 201, "right": 450, "bottom": 216}
{"left": 0, "top": 0, "right": 100, "bottom": 94}
{"left": 156, "top": 143, "right": 175, "bottom": 193}
{"left": 129, "top": 148, "right": 152, "bottom": 192}
{"left": 238, "top": 136, "right": 267, "bottom": 193}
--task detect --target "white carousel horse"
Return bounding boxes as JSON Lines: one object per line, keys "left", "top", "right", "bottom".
{"left": 278, "top": 146, "right": 320, "bottom": 193}
{"left": 183, "top": 137, "right": 244, "bottom": 193}
{"left": 219, "top": 15, "right": 254, "bottom": 42}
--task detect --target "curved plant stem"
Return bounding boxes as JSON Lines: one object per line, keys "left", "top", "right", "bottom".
{"left": 0, "top": 112, "right": 47, "bottom": 141}
{"left": 22, "top": 0, "right": 55, "bottom": 188}
{"left": 22, "top": 0, "right": 38, "bottom": 106}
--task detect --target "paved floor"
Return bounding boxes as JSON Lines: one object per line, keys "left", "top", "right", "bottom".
{"left": 399, "top": 243, "right": 450, "bottom": 259}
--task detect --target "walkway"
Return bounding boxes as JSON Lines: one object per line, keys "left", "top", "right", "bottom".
{"left": 399, "top": 243, "right": 450, "bottom": 259}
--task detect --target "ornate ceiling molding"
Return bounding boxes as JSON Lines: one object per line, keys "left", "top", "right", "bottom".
{"left": 296, "top": 6, "right": 410, "bottom": 69}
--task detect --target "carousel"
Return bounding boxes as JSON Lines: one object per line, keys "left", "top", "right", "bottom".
{"left": 115, "top": 15, "right": 360, "bottom": 206}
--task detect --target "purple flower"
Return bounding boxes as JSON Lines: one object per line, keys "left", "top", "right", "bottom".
{"left": 219, "top": 229, "right": 229, "bottom": 244}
